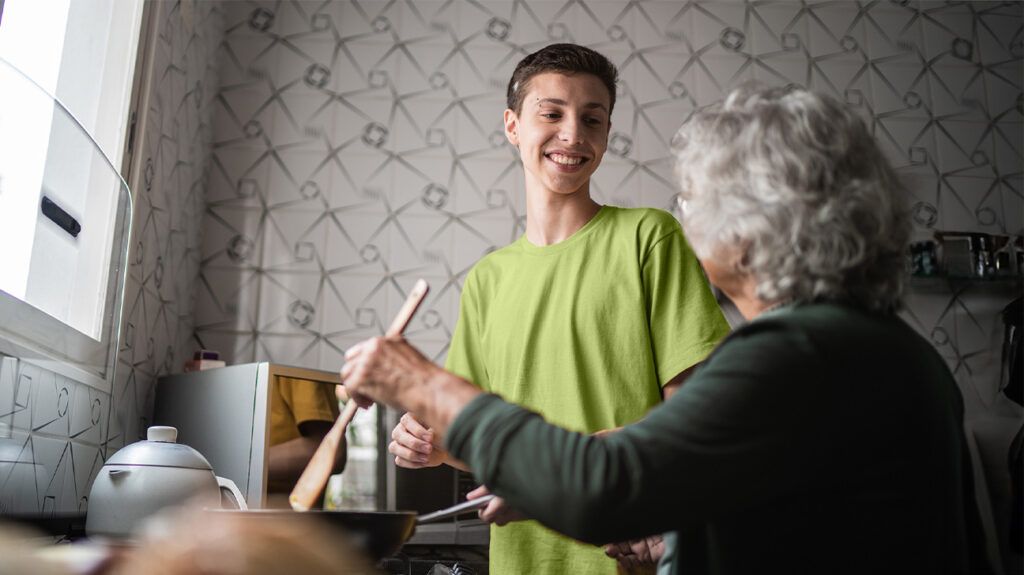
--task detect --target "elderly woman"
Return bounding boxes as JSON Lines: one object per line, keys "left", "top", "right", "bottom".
{"left": 341, "top": 85, "right": 987, "bottom": 575}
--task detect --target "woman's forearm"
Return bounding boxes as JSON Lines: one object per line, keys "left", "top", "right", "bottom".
{"left": 445, "top": 396, "right": 672, "bottom": 544}
{"left": 402, "top": 367, "right": 482, "bottom": 444}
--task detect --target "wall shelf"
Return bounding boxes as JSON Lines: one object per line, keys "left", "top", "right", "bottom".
{"left": 909, "top": 275, "right": 1023, "bottom": 294}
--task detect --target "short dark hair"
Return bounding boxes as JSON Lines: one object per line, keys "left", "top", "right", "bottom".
{"left": 506, "top": 43, "right": 618, "bottom": 116}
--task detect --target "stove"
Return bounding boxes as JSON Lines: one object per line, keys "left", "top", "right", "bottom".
{"left": 379, "top": 543, "right": 488, "bottom": 575}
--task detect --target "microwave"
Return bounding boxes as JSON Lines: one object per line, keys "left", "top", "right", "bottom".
{"left": 154, "top": 362, "right": 353, "bottom": 509}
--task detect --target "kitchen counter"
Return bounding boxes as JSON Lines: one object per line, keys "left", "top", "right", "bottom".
{"left": 1, "top": 513, "right": 87, "bottom": 539}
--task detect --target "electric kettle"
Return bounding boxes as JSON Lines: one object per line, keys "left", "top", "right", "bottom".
{"left": 85, "top": 426, "right": 247, "bottom": 538}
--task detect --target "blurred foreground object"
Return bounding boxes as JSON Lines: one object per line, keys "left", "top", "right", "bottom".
{"left": 0, "top": 524, "right": 74, "bottom": 575}
{"left": 112, "top": 506, "right": 378, "bottom": 575}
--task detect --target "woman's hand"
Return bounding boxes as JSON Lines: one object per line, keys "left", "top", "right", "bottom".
{"left": 341, "top": 336, "right": 481, "bottom": 440}
{"left": 604, "top": 534, "right": 665, "bottom": 571}
{"left": 340, "top": 336, "right": 438, "bottom": 409}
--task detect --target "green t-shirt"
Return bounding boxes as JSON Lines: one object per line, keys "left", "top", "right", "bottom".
{"left": 446, "top": 206, "right": 730, "bottom": 575}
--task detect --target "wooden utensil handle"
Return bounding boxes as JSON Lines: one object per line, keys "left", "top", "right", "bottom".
{"left": 289, "top": 279, "right": 430, "bottom": 511}
{"left": 385, "top": 279, "right": 429, "bottom": 336}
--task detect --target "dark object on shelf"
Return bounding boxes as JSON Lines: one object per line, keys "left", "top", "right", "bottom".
{"left": 193, "top": 349, "right": 220, "bottom": 360}
{"left": 933, "top": 232, "right": 1023, "bottom": 280}
{"left": 184, "top": 349, "right": 225, "bottom": 371}
{"left": 976, "top": 236, "right": 995, "bottom": 278}
{"left": 41, "top": 195, "right": 81, "bottom": 238}
{"left": 909, "top": 240, "right": 939, "bottom": 277}
{"left": 1002, "top": 297, "right": 1022, "bottom": 407}
{"left": 937, "top": 232, "right": 975, "bottom": 277}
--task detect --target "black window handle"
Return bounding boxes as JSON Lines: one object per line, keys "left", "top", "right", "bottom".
{"left": 41, "top": 196, "right": 81, "bottom": 238}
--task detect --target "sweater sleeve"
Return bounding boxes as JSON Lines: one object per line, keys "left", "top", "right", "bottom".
{"left": 446, "top": 318, "right": 828, "bottom": 544}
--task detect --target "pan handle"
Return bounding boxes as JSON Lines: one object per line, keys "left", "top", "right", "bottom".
{"left": 417, "top": 494, "right": 496, "bottom": 524}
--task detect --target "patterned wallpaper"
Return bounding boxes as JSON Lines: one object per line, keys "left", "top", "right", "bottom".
{"left": 0, "top": 2, "right": 1019, "bottom": 558}
{"left": 196, "top": 1, "right": 1022, "bottom": 564}
{"left": 112, "top": 0, "right": 225, "bottom": 453}
{"left": 0, "top": 0, "right": 223, "bottom": 514}
{"left": 197, "top": 0, "right": 1021, "bottom": 407}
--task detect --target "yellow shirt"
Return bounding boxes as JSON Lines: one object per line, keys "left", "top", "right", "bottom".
{"left": 269, "top": 376, "right": 339, "bottom": 446}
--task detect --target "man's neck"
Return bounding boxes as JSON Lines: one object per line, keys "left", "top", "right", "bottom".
{"left": 524, "top": 184, "right": 602, "bottom": 246}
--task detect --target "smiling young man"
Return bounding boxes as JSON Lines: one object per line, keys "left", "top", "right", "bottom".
{"left": 388, "top": 44, "right": 730, "bottom": 574}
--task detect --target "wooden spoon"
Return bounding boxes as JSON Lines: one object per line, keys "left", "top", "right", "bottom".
{"left": 289, "top": 279, "right": 430, "bottom": 511}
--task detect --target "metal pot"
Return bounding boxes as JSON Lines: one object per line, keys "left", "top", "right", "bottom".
{"left": 86, "top": 426, "right": 247, "bottom": 538}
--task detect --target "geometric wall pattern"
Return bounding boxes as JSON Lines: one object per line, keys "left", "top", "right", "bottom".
{"left": 112, "top": 0, "right": 223, "bottom": 457}
{"left": 197, "top": 1, "right": 1021, "bottom": 564}
{"left": 0, "top": 4, "right": 1019, "bottom": 559}
{"left": 0, "top": 0, "right": 223, "bottom": 514}
{"left": 198, "top": 0, "right": 1022, "bottom": 375}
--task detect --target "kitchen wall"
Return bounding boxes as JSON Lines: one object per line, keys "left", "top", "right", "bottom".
{"left": 197, "top": 0, "right": 1022, "bottom": 566}
{"left": 198, "top": 0, "right": 1021, "bottom": 372}
{"left": 0, "top": 0, "right": 1018, "bottom": 557}
{"left": 0, "top": 0, "right": 223, "bottom": 513}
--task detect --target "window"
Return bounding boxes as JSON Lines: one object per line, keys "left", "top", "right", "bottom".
{"left": 0, "top": 0, "right": 144, "bottom": 389}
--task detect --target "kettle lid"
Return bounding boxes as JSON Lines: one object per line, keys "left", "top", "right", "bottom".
{"left": 105, "top": 426, "right": 214, "bottom": 470}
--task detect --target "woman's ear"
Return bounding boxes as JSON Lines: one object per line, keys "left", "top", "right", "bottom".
{"left": 504, "top": 108, "right": 519, "bottom": 147}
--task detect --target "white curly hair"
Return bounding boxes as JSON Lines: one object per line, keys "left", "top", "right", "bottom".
{"left": 673, "top": 84, "right": 910, "bottom": 313}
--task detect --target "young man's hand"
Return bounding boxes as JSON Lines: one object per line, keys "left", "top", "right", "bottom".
{"left": 388, "top": 412, "right": 447, "bottom": 468}
{"left": 468, "top": 485, "right": 526, "bottom": 526}
{"left": 594, "top": 427, "right": 665, "bottom": 570}
{"left": 604, "top": 534, "right": 665, "bottom": 571}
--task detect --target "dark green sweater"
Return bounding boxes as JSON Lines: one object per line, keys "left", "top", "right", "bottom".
{"left": 447, "top": 303, "right": 988, "bottom": 575}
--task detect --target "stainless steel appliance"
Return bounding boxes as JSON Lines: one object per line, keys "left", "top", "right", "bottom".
{"left": 154, "top": 363, "right": 346, "bottom": 509}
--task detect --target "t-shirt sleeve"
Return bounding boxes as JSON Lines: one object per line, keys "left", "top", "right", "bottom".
{"left": 642, "top": 217, "right": 731, "bottom": 386}
{"left": 279, "top": 376, "right": 339, "bottom": 426}
{"left": 444, "top": 269, "right": 490, "bottom": 391}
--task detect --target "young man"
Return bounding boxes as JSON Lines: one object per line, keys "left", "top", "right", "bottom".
{"left": 388, "top": 44, "right": 730, "bottom": 574}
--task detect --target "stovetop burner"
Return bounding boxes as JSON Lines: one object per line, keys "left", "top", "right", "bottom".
{"left": 379, "top": 544, "right": 488, "bottom": 575}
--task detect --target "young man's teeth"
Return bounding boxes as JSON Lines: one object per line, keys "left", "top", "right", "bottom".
{"left": 549, "top": 153, "right": 582, "bottom": 166}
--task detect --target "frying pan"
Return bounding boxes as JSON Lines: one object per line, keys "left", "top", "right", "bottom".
{"left": 208, "top": 494, "right": 495, "bottom": 560}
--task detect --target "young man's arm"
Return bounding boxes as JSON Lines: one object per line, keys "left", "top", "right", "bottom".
{"left": 388, "top": 267, "right": 485, "bottom": 473}
{"left": 267, "top": 378, "right": 344, "bottom": 493}
{"left": 267, "top": 420, "right": 346, "bottom": 492}
{"left": 662, "top": 362, "right": 700, "bottom": 399}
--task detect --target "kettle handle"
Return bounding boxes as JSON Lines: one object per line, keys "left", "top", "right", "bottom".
{"left": 216, "top": 476, "right": 248, "bottom": 511}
